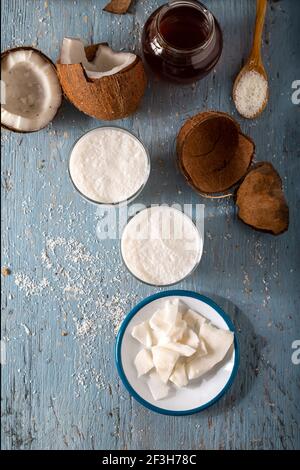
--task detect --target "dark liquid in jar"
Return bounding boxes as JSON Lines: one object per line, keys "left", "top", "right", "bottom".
{"left": 142, "top": 3, "right": 223, "bottom": 84}
{"left": 159, "top": 5, "right": 211, "bottom": 50}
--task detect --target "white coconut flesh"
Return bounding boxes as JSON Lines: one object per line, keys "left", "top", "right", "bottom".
{"left": 1, "top": 49, "right": 62, "bottom": 132}
{"left": 60, "top": 37, "right": 136, "bottom": 79}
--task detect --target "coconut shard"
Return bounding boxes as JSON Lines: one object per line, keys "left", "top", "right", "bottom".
{"left": 1, "top": 47, "right": 62, "bottom": 133}
{"left": 103, "top": 0, "right": 133, "bottom": 14}
{"left": 56, "top": 38, "right": 147, "bottom": 121}
{"left": 236, "top": 163, "right": 289, "bottom": 235}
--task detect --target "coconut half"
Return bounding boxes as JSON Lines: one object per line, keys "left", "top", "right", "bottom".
{"left": 1, "top": 47, "right": 62, "bottom": 133}
{"left": 57, "top": 38, "right": 147, "bottom": 121}
{"left": 177, "top": 111, "right": 255, "bottom": 195}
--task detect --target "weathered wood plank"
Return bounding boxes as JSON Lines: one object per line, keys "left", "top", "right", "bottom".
{"left": 1, "top": 0, "right": 300, "bottom": 450}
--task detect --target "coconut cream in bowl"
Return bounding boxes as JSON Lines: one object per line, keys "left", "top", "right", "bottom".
{"left": 121, "top": 206, "right": 203, "bottom": 286}
{"left": 115, "top": 290, "right": 239, "bottom": 415}
{"left": 69, "top": 126, "right": 150, "bottom": 206}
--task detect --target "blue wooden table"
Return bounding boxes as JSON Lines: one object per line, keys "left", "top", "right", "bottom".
{"left": 1, "top": 0, "right": 300, "bottom": 450}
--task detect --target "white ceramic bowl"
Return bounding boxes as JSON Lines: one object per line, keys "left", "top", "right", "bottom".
{"left": 115, "top": 290, "right": 239, "bottom": 415}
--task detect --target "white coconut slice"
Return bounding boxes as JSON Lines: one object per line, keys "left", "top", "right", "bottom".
{"left": 151, "top": 346, "right": 179, "bottom": 383}
{"left": 147, "top": 371, "right": 170, "bottom": 401}
{"left": 180, "top": 327, "right": 200, "bottom": 349}
{"left": 60, "top": 37, "right": 136, "bottom": 79}
{"left": 187, "top": 323, "right": 234, "bottom": 380}
{"left": 1, "top": 47, "right": 62, "bottom": 132}
{"left": 134, "top": 349, "right": 153, "bottom": 377}
{"left": 169, "top": 360, "right": 188, "bottom": 388}
{"left": 183, "top": 309, "right": 207, "bottom": 334}
{"left": 131, "top": 321, "right": 152, "bottom": 348}
{"left": 167, "top": 320, "right": 187, "bottom": 342}
{"left": 149, "top": 299, "right": 182, "bottom": 335}
{"left": 162, "top": 341, "right": 196, "bottom": 357}
{"left": 186, "top": 340, "right": 208, "bottom": 364}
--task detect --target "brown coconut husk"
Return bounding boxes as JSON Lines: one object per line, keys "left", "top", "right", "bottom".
{"left": 177, "top": 111, "right": 255, "bottom": 195}
{"left": 236, "top": 162, "right": 289, "bottom": 235}
{"left": 56, "top": 44, "right": 147, "bottom": 121}
{"left": 103, "top": 0, "right": 132, "bottom": 14}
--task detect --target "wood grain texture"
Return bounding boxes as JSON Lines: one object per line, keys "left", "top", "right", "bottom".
{"left": 1, "top": 0, "right": 300, "bottom": 450}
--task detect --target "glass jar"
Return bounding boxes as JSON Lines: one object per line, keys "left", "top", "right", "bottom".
{"left": 142, "top": 0, "right": 223, "bottom": 84}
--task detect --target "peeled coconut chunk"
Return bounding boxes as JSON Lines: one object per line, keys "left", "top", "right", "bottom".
{"left": 186, "top": 340, "right": 208, "bottom": 364}
{"left": 169, "top": 360, "right": 188, "bottom": 388}
{"left": 167, "top": 320, "right": 187, "bottom": 343}
{"left": 187, "top": 323, "right": 234, "bottom": 380}
{"left": 162, "top": 342, "right": 196, "bottom": 357}
{"left": 180, "top": 327, "right": 200, "bottom": 350}
{"left": 103, "top": 0, "right": 133, "bottom": 15}
{"left": 147, "top": 372, "right": 170, "bottom": 401}
{"left": 134, "top": 349, "right": 154, "bottom": 377}
{"left": 57, "top": 38, "right": 147, "bottom": 121}
{"left": 131, "top": 321, "right": 152, "bottom": 348}
{"left": 149, "top": 300, "right": 182, "bottom": 335}
{"left": 236, "top": 162, "right": 289, "bottom": 235}
{"left": 151, "top": 346, "right": 179, "bottom": 383}
{"left": 183, "top": 309, "right": 207, "bottom": 335}
{"left": 1, "top": 47, "right": 62, "bottom": 133}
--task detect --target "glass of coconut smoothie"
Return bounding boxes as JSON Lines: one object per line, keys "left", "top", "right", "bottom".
{"left": 68, "top": 126, "right": 151, "bottom": 206}
{"left": 121, "top": 206, "right": 203, "bottom": 286}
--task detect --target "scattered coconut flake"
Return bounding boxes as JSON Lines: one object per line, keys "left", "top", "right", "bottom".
{"left": 14, "top": 231, "right": 139, "bottom": 395}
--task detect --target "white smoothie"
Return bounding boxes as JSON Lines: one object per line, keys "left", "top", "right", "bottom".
{"left": 121, "top": 206, "right": 203, "bottom": 286}
{"left": 69, "top": 127, "right": 149, "bottom": 204}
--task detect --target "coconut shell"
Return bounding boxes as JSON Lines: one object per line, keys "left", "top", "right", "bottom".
{"left": 56, "top": 44, "right": 147, "bottom": 121}
{"left": 1, "top": 46, "right": 62, "bottom": 133}
{"left": 177, "top": 111, "right": 255, "bottom": 195}
{"left": 103, "top": 0, "right": 132, "bottom": 14}
{"left": 236, "top": 162, "right": 289, "bottom": 235}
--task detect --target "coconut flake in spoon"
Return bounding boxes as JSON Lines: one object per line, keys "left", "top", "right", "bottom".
{"left": 60, "top": 37, "right": 136, "bottom": 79}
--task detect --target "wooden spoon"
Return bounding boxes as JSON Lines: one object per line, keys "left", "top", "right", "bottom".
{"left": 233, "top": 0, "right": 269, "bottom": 119}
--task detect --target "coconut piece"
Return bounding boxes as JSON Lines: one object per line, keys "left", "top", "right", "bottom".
{"left": 60, "top": 38, "right": 136, "bottom": 79}
{"left": 187, "top": 323, "right": 234, "bottom": 380}
{"left": 159, "top": 340, "right": 195, "bottom": 357}
{"left": 56, "top": 39, "right": 147, "bottom": 121}
{"left": 169, "top": 360, "right": 188, "bottom": 388}
{"left": 186, "top": 340, "right": 208, "bottom": 364}
{"left": 103, "top": 0, "right": 132, "bottom": 15}
{"left": 167, "top": 320, "right": 187, "bottom": 343}
{"left": 183, "top": 309, "right": 207, "bottom": 334}
{"left": 149, "top": 300, "right": 182, "bottom": 334}
{"left": 147, "top": 372, "right": 170, "bottom": 401}
{"left": 177, "top": 111, "right": 255, "bottom": 194}
{"left": 1, "top": 47, "right": 62, "bottom": 133}
{"left": 236, "top": 162, "right": 289, "bottom": 235}
{"left": 180, "top": 327, "right": 200, "bottom": 349}
{"left": 134, "top": 349, "right": 154, "bottom": 377}
{"left": 131, "top": 321, "right": 152, "bottom": 348}
{"left": 151, "top": 346, "right": 179, "bottom": 383}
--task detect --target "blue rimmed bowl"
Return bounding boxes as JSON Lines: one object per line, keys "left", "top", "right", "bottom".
{"left": 115, "top": 290, "right": 239, "bottom": 416}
